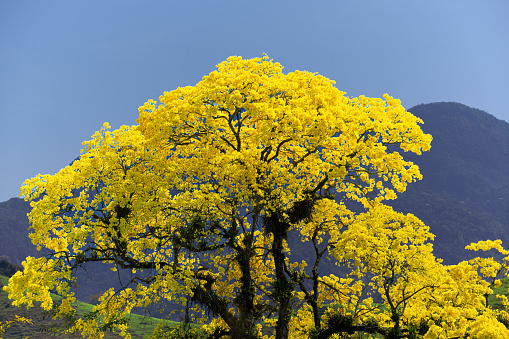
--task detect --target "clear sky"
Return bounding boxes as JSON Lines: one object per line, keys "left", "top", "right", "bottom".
{"left": 1, "top": 0, "right": 508, "bottom": 202}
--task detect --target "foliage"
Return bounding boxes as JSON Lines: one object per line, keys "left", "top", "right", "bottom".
{"left": 4, "top": 55, "right": 509, "bottom": 338}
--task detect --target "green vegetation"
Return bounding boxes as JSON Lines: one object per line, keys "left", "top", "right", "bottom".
{"left": 488, "top": 277, "right": 509, "bottom": 309}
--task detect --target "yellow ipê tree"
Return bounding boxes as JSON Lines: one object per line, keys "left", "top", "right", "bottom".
{"left": 4, "top": 55, "right": 509, "bottom": 338}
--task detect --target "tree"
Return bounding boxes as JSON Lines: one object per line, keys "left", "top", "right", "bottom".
{"left": 328, "top": 204, "right": 440, "bottom": 338}
{"left": 6, "top": 55, "right": 508, "bottom": 338}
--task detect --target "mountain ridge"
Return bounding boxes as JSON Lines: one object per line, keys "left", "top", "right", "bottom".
{"left": 390, "top": 101, "right": 509, "bottom": 263}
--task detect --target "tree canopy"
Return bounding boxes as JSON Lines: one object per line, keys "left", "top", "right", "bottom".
{"left": 5, "top": 55, "right": 509, "bottom": 338}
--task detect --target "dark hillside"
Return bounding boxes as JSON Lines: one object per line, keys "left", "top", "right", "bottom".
{"left": 390, "top": 102, "right": 509, "bottom": 264}
{"left": 407, "top": 102, "right": 509, "bottom": 201}
{"left": 0, "top": 198, "right": 39, "bottom": 265}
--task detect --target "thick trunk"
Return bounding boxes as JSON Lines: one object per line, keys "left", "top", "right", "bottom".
{"left": 273, "top": 232, "right": 292, "bottom": 339}
{"left": 224, "top": 221, "right": 258, "bottom": 339}
{"left": 265, "top": 195, "right": 317, "bottom": 339}
{"left": 190, "top": 240, "right": 258, "bottom": 338}
{"left": 234, "top": 244, "right": 257, "bottom": 338}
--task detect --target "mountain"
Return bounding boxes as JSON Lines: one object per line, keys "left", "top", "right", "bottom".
{"left": 390, "top": 102, "right": 509, "bottom": 264}
{"left": 1, "top": 101, "right": 508, "bottom": 298}
{"left": 0, "top": 198, "right": 39, "bottom": 265}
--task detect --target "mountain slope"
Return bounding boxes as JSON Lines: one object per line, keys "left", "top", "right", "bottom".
{"left": 390, "top": 102, "right": 509, "bottom": 263}
{"left": 408, "top": 102, "right": 509, "bottom": 201}
{"left": 0, "top": 198, "right": 39, "bottom": 265}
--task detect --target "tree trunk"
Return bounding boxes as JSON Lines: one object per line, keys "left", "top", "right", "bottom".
{"left": 234, "top": 243, "right": 257, "bottom": 338}
{"left": 273, "top": 231, "right": 292, "bottom": 339}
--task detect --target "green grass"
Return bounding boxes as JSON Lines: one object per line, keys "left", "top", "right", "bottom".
{"left": 0, "top": 275, "right": 179, "bottom": 338}
{"left": 488, "top": 277, "right": 509, "bottom": 309}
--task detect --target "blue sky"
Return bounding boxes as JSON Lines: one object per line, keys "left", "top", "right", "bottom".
{"left": 1, "top": 0, "right": 508, "bottom": 202}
